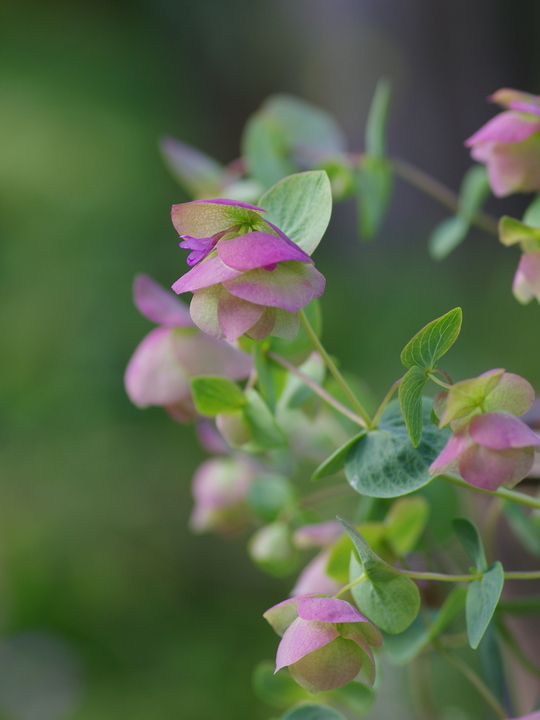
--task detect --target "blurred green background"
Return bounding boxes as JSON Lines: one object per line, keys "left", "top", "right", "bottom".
{"left": 2, "top": 1, "right": 540, "bottom": 718}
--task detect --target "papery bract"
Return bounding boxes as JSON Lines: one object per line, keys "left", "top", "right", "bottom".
{"left": 171, "top": 199, "right": 325, "bottom": 342}
{"left": 291, "top": 522, "right": 344, "bottom": 597}
{"left": 189, "top": 456, "right": 257, "bottom": 534}
{"left": 512, "top": 251, "right": 540, "bottom": 304}
{"left": 124, "top": 274, "right": 252, "bottom": 421}
{"left": 465, "top": 88, "right": 540, "bottom": 197}
{"left": 264, "top": 595, "right": 382, "bottom": 694}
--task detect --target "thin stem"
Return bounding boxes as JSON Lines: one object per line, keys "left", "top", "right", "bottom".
{"left": 371, "top": 378, "right": 402, "bottom": 427}
{"left": 433, "top": 641, "right": 506, "bottom": 719}
{"left": 299, "top": 309, "right": 373, "bottom": 427}
{"left": 390, "top": 157, "right": 499, "bottom": 236}
{"left": 300, "top": 484, "right": 356, "bottom": 508}
{"left": 333, "top": 573, "right": 366, "bottom": 598}
{"left": 267, "top": 351, "right": 367, "bottom": 428}
{"left": 440, "top": 473, "right": 540, "bottom": 511}
{"left": 402, "top": 569, "right": 540, "bottom": 582}
{"left": 484, "top": 498, "right": 504, "bottom": 565}
{"left": 427, "top": 372, "right": 453, "bottom": 390}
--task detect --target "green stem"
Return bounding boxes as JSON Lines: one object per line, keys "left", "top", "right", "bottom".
{"left": 440, "top": 473, "right": 540, "bottom": 511}
{"left": 389, "top": 157, "right": 499, "bottom": 236}
{"left": 299, "top": 309, "right": 373, "bottom": 427}
{"left": 333, "top": 573, "right": 366, "bottom": 598}
{"left": 433, "top": 641, "right": 507, "bottom": 719}
{"left": 267, "top": 351, "right": 367, "bottom": 428}
{"left": 371, "top": 378, "right": 401, "bottom": 427}
{"left": 427, "top": 372, "right": 453, "bottom": 390}
{"left": 402, "top": 569, "right": 540, "bottom": 582}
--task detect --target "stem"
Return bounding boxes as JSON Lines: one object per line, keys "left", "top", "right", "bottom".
{"left": 402, "top": 569, "right": 540, "bottom": 582}
{"left": 390, "top": 157, "right": 499, "bottom": 236}
{"left": 300, "top": 484, "right": 356, "bottom": 508}
{"left": 440, "top": 473, "right": 540, "bottom": 511}
{"left": 299, "top": 309, "right": 373, "bottom": 427}
{"left": 267, "top": 351, "right": 367, "bottom": 428}
{"left": 333, "top": 573, "right": 366, "bottom": 598}
{"left": 371, "top": 378, "right": 401, "bottom": 427}
{"left": 427, "top": 372, "right": 453, "bottom": 390}
{"left": 433, "top": 641, "right": 507, "bottom": 719}
{"left": 483, "top": 498, "right": 504, "bottom": 564}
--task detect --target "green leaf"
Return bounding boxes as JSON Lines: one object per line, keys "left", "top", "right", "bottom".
{"left": 466, "top": 562, "right": 504, "bottom": 649}
{"left": 355, "top": 155, "right": 393, "bottom": 240}
{"left": 242, "top": 113, "right": 296, "bottom": 190}
{"left": 452, "top": 517, "right": 488, "bottom": 572}
{"left": 189, "top": 376, "right": 245, "bottom": 416}
{"left": 248, "top": 475, "right": 297, "bottom": 523}
{"left": 400, "top": 307, "right": 462, "bottom": 371}
{"left": 321, "top": 683, "right": 374, "bottom": 715}
{"left": 383, "top": 586, "right": 467, "bottom": 664}
{"left": 339, "top": 517, "right": 420, "bottom": 633}
{"left": 261, "top": 94, "right": 346, "bottom": 156}
{"left": 254, "top": 346, "right": 287, "bottom": 412}
{"left": 428, "top": 165, "right": 490, "bottom": 260}
{"left": 459, "top": 165, "right": 490, "bottom": 222}
{"left": 479, "top": 622, "right": 506, "bottom": 706}
{"left": 384, "top": 496, "right": 430, "bottom": 556}
{"left": 280, "top": 705, "right": 347, "bottom": 720}
{"left": 243, "top": 389, "right": 286, "bottom": 450}
{"left": 311, "top": 432, "right": 367, "bottom": 481}
{"left": 252, "top": 661, "right": 307, "bottom": 709}
{"left": 523, "top": 192, "right": 540, "bottom": 226}
{"left": 259, "top": 171, "right": 333, "bottom": 255}
{"left": 429, "top": 215, "right": 469, "bottom": 260}
{"left": 159, "top": 136, "right": 224, "bottom": 198}
{"left": 498, "top": 215, "right": 540, "bottom": 248}
{"left": 398, "top": 366, "right": 428, "bottom": 446}
{"left": 345, "top": 399, "right": 450, "bottom": 498}
{"left": 498, "top": 594, "right": 540, "bottom": 615}
{"left": 503, "top": 503, "right": 540, "bottom": 556}
{"left": 365, "top": 79, "right": 392, "bottom": 158}
{"left": 248, "top": 522, "right": 299, "bottom": 577}
{"left": 270, "top": 297, "right": 322, "bottom": 366}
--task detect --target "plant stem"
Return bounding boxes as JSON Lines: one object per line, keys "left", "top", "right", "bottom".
{"left": 401, "top": 569, "right": 540, "bottom": 582}
{"left": 300, "top": 484, "right": 356, "bottom": 508}
{"left": 371, "top": 378, "right": 401, "bottom": 427}
{"left": 299, "top": 309, "right": 373, "bottom": 427}
{"left": 333, "top": 573, "right": 366, "bottom": 598}
{"left": 440, "top": 473, "right": 540, "bottom": 511}
{"left": 267, "top": 351, "right": 367, "bottom": 428}
{"left": 390, "top": 157, "right": 499, "bottom": 236}
{"left": 427, "top": 372, "right": 453, "bottom": 390}
{"left": 433, "top": 641, "right": 507, "bottom": 719}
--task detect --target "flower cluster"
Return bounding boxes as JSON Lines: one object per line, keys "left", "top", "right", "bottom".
{"left": 171, "top": 199, "right": 325, "bottom": 342}
{"left": 124, "top": 274, "right": 252, "bottom": 421}
{"left": 465, "top": 88, "right": 540, "bottom": 197}
{"left": 264, "top": 594, "right": 382, "bottom": 694}
{"left": 430, "top": 369, "right": 540, "bottom": 490}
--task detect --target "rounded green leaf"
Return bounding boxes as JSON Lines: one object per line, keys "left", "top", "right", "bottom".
{"left": 259, "top": 171, "right": 333, "bottom": 255}
{"left": 345, "top": 399, "right": 449, "bottom": 498}
{"left": 280, "top": 704, "right": 347, "bottom": 720}
{"left": 189, "top": 376, "right": 245, "bottom": 416}
{"left": 429, "top": 215, "right": 469, "bottom": 260}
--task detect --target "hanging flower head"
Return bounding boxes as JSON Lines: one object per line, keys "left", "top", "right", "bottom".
{"left": 465, "top": 88, "right": 540, "bottom": 197}
{"left": 171, "top": 199, "right": 325, "bottom": 342}
{"left": 264, "top": 594, "right": 382, "bottom": 694}
{"left": 124, "top": 274, "right": 252, "bottom": 421}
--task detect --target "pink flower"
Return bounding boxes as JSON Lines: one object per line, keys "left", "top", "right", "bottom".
{"left": 465, "top": 88, "right": 540, "bottom": 196}
{"left": 512, "top": 251, "right": 540, "bottom": 304}
{"left": 291, "top": 521, "right": 344, "bottom": 597}
{"left": 171, "top": 199, "right": 325, "bottom": 342}
{"left": 430, "top": 412, "right": 540, "bottom": 490}
{"left": 263, "top": 595, "right": 382, "bottom": 694}
{"left": 189, "top": 456, "right": 256, "bottom": 534}
{"left": 507, "top": 714, "right": 540, "bottom": 720}
{"left": 124, "top": 274, "right": 252, "bottom": 421}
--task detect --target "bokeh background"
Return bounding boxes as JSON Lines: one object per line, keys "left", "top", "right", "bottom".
{"left": 2, "top": 1, "right": 540, "bottom": 718}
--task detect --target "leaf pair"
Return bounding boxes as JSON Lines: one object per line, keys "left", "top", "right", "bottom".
{"left": 399, "top": 307, "right": 462, "bottom": 446}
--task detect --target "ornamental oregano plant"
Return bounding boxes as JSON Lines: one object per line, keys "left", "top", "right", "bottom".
{"left": 126, "top": 83, "right": 540, "bottom": 720}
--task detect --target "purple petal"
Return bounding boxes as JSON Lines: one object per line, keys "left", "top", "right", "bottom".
{"left": 217, "top": 232, "right": 312, "bottom": 271}
{"left": 245, "top": 306, "right": 277, "bottom": 341}
{"left": 465, "top": 112, "right": 540, "bottom": 147}
{"left": 488, "top": 133, "right": 540, "bottom": 196}
{"left": 293, "top": 521, "right": 343, "bottom": 549}
{"left": 490, "top": 88, "right": 540, "bottom": 112}
{"left": 264, "top": 595, "right": 319, "bottom": 636}
{"left": 297, "top": 596, "right": 369, "bottom": 624}
{"left": 429, "top": 428, "right": 473, "bottom": 474}
{"left": 169, "top": 327, "right": 253, "bottom": 380}
{"left": 124, "top": 327, "right": 190, "bottom": 407}
{"left": 224, "top": 262, "right": 325, "bottom": 313}
{"left": 517, "top": 252, "right": 540, "bottom": 301}
{"left": 513, "top": 263, "right": 535, "bottom": 304}
{"left": 172, "top": 256, "right": 241, "bottom": 295}
{"left": 171, "top": 199, "right": 265, "bottom": 237}
{"left": 276, "top": 617, "right": 339, "bottom": 670}
{"left": 133, "top": 274, "right": 193, "bottom": 327}
{"left": 217, "top": 292, "right": 264, "bottom": 342}
{"left": 507, "top": 712, "right": 540, "bottom": 720}
{"left": 469, "top": 413, "right": 540, "bottom": 450}
{"left": 287, "top": 636, "right": 364, "bottom": 693}
{"left": 459, "top": 444, "right": 533, "bottom": 491}
{"left": 291, "top": 551, "right": 341, "bottom": 597}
